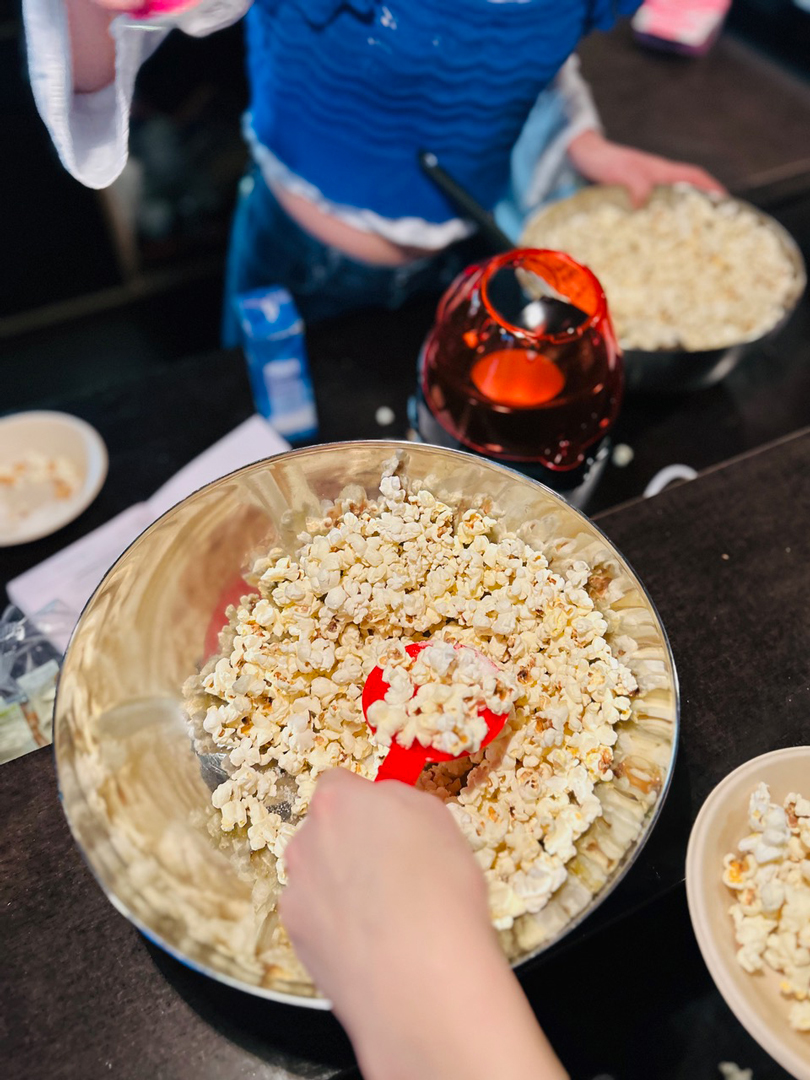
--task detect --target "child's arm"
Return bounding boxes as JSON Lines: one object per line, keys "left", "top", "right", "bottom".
{"left": 567, "top": 128, "right": 726, "bottom": 206}
{"left": 508, "top": 54, "right": 724, "bottom": 222}
{"left": 280, "top": 769, "right": 569, "bottom": 1080}
{"left": 22, "top": 0, "right": 250, "bottom": 189}
{"left": 557, "top": 52, "right": 725, "bottom": 205}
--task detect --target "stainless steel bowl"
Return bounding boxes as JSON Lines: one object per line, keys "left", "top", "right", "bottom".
{"left": 54, "top": 441, "right": 679, "bottom": 1007}
{"left": 521, "top": 185, "right": 807, "bottom": 394}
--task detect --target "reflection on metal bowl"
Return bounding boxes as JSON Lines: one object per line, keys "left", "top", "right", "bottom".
{"left": 522, "top": 185, "right": 807, "bottom": 394}
{"left": 55, "top": 441, "right": 679, "bottom": 1007}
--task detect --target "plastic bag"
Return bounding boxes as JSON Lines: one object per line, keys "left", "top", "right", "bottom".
{"left": 0, "top": 602, "right": 75, "bottom": 764}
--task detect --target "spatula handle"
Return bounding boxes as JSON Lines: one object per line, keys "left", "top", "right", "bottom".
{"left": 418, "top": 151, "right": 514, "bottom": 254}
{"left": 374, "top": 742, "right": 429, "bottom": 785}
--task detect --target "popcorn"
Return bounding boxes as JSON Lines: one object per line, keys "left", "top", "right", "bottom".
{"left": 718, "top": 1064, "right": 753, "bottom": 1080}
{"left": 723, "top": 782, "right": 810, "bottom": 1033}
{"left": 368, "top": 641, "right": 518, "bottom": 756}
{"left": 522, "top": 188, "right": 798, "bottom": 351}
{"left": 184, "top": 466, "right": 641, "bottom": 964}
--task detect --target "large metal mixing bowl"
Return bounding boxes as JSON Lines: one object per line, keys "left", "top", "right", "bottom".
{"left": 521, "top": 186, "right": 807, "bottom": 393}
{"left": 55, "top": 441, "right": 679, "bottom": 1007}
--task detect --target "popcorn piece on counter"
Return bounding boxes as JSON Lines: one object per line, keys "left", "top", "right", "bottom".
{"left": 723, "top": 782, "right": 810, "bottom": 1033}
{"left": 718, "top": 1064, "right": 753, "bottom": 1080}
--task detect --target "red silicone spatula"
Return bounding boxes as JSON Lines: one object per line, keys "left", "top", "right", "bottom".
{"left": 362, "top": 641, "right": 509, "bottom": 785}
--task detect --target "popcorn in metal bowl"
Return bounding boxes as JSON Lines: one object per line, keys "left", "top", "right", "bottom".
{"left": 54, "top": 442, "right": 678, "bottom": 1006}
{"left": 521, "top": 186, "right": 806, "bottom": 393}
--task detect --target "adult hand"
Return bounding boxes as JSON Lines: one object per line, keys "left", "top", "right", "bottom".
{"left": 281, "top": 769, "right": 567, "bottom": 1080}
{"left": 568, "top": 128, "right": 726, "bottom": 207}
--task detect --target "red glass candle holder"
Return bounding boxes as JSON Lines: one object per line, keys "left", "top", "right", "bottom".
{"left": 419, "top": 249, "right": 623, "bottom": 473}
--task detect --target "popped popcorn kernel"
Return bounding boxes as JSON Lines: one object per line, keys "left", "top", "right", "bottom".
{"left": 369, "top": 641, "right": 518, "bottom": 756}
{"left": 724, "top": 782, "right": 810, "bottom": 1034}
{"left": 0, "top": 450, "right": 81, "bottom": 530}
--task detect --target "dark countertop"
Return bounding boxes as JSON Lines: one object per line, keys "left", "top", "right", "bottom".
{"left": 3, "top": 428, "right": 809, "bottom": 1080}
{"left": 580, "top": 26, "right": 810, "bottom": 195}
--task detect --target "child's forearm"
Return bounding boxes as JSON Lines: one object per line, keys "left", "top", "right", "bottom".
{"left": 342, "top": 929, "right": 568, "bottom": 1080}
{"left": 65, "top": 0, "right": 118, "bottom": 93}
{"left": 281, "top": 772, "right": 569, "bottom": 1080}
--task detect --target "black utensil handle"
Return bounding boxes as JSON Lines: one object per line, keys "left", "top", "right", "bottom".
{"left": 418, "top": 150, "right": 514, "bottom": 253}
{"left": 731, "top": 161, "right": 810, "bottom": 211}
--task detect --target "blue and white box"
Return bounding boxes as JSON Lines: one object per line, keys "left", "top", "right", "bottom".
{"left": 235, "top": 287, "right": 319, "bottom": 443}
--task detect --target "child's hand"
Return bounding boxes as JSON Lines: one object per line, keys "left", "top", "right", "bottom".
{"left": 281, "top": 769, "right": 491, "bottom": 1015}
{"left": 281, "top": 769, "right": 568, "bottom": 1080}
{"left": 568, "top": 128, "right": 726, "bottom": 207}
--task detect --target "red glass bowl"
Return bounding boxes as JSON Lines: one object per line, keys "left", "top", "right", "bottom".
{"left": 420, "top": 249, "right": 623, "bottom": 471}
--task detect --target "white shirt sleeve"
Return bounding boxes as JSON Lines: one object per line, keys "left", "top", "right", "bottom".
{"left": 554, "top": 54, "right": 602, "bottom": 143}
{"left": 22, "top": 0, "right": 251, "bottom": 190}
{"left": 495, "top": 54, "right": 603, "bottom": 237}
{"left": 521, "top": 54, "right": 602, "bottom": 210}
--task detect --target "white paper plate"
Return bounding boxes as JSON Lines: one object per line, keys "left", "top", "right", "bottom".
{"left": 686, "top": 747, "right": 810, "bottom": 1080}
{"left": 0, "top": 411, "right": 108, "bottom": 546}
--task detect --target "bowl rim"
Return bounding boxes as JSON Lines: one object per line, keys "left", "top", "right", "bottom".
{"left": 686, "top": 745, "right": 810, "bottom": 1080}
{"left": 479, "top": 247, "right": 610, "bottom": 344}
{"left": 0, "top": 410, "right": 108, "bottom": 547}
{"left": 55, "top": 438, "right": 680, "bottom": 1008}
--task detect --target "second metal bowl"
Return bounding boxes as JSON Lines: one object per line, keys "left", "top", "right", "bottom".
{"left": 522, "top": 185, "right": 807, "bottom": 394}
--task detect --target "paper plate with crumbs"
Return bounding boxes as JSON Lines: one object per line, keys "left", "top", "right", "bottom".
{"left": 54, "top": 441, "right": 679, "bottom": 1007}
{"left": 687, "top": 747, "right": 810, "bottom": 1080}
{"left": 0, "top": 411, "right": 107, "bottom": 546}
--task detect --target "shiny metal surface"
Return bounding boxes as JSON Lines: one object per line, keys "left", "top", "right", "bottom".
{"left": 522, "top": 185, "right": 807, "bottom": 394}
{"left": 54, "top": 441, "right": 679, "bottom": 1007}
